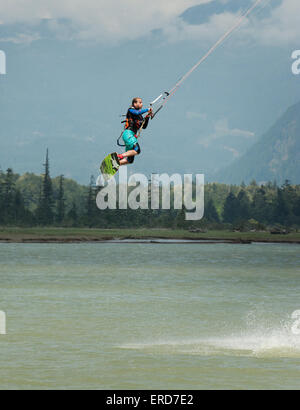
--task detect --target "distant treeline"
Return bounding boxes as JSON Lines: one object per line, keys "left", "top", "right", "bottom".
{"left": 1, "top": 151, "right": 300, "bottom": 230}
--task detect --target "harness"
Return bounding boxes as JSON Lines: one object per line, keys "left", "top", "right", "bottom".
{"left": 124, "top": 108, "right": 145, "bottom": 133}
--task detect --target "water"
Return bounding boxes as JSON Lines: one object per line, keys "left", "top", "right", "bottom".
{"left": 0, "top": 242, "right": 300, "bottom": 390}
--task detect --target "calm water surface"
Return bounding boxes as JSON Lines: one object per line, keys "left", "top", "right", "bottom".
{"left": 0, "top": 242, "right": 300, "bottom": 389}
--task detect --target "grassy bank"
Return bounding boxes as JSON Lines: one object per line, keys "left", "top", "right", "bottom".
{"left": 0, "top": 227, "right": 300, "bottom": 243}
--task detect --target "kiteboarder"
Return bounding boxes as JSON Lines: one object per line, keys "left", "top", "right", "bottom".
{"left": 117, "top": 97, "right": 153, "bottom": 166}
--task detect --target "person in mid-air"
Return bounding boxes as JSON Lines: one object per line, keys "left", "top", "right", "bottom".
{"left": 117, "top": 97, "right": 153, "bottom": 166}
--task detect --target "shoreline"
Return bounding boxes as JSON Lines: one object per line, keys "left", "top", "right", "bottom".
{"left": 0, "top": 229, "right": 300, "bottom": 244}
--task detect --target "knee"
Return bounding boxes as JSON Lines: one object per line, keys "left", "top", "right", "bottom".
{"left": 134, "top": 143, "right": 141, "bottom": 155}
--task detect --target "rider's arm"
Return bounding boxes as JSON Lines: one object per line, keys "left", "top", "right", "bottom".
{"left": 128, "top": 108, "right": 149, "bottom": 116}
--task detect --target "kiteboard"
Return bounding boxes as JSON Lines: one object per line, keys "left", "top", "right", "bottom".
{"left": 99, "top": 152, "right": 120, "bottom": 182}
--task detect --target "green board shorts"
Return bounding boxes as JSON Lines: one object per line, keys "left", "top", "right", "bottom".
{"left": 122, "top": 129, "right": 138, "bottom": 150}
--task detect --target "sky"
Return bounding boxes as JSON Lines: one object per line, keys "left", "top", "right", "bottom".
{"left": 0, "top": 0, "right": 300, "bottom": 183}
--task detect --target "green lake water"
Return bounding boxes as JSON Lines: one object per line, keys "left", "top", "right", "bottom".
{"left": 0, "top": 242, "right": 300, "bottom": 390}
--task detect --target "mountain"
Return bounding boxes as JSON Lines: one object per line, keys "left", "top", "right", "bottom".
{"left": 213, "top": 101, "right": 300, "bottom": 185}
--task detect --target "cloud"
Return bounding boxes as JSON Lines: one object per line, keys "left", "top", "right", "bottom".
{"left": 186, "top": 111, "right": 208, "bottom": 120}
{"left": 0, "top": 32, "right": 40, "bottom": 44}
{"left": 0, "top": 0, "right": 206, "bottom": 43}
{"left": 245, "top": 0, "right": 300, "bottom": 46}
{"left": 167, "top": 0, "right": 300, "bottom": 47}
{"left": 0, "top": 0, "right": 298, "bottom": 47}
{"left": 211, "top": 117, "right": 255, "bottom": 139}
{"left": 223, "top": 145, "right": 240, "bottom": 158}
{"left": 199, "top": 117, "right": 255, "bottom": 147}
{"left": 161, "top": 11, "right": 241, "bottom": 45}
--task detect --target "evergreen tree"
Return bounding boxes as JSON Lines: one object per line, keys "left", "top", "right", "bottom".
{"left": 223, "top": 192, "right": 239, "bottom": 223}
{"left": 273, "top": 187, "right": 290, "bottom": 225}
{"left": 293, "top": 195, "right": 300, "bottom": 220}
{"left": 0, "top": 168, "right": 30, "bottom": 226}
{"left": 236, "top": 189, "right": 250, "bottom": 221}
{"left": 67, "top": 202, "right": 79, "bottom": 227}
{"left": 0, "top": 176, "right": 4, "bottom": 225}
{"left": 205, "top": 198, "right": 219, "bottom": 222}
{"left": 35, "top": 181, "right": 43, "bottom": 223}
{"left": 281, "top": 180, "right": 297, "bottom": 223}
{"left": 251, "top": 187, "right": 271, "bottom": 223}
{"left": 14, "top": 189, "right": 26, "bottom": 223}
{"left": 35, "top": 149, "right": 54, "bottom": 225}
{"left": 85, "top": 175, "right": 97, "bottom": 227}
{"left": 174, "top": 207, "right": 186, "bottom": 229}
{"left": 56, "top": 175, "right": 65, "bottom": 224}
{"left": 3, "top": 168, "right": 16, "bottom": 224}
